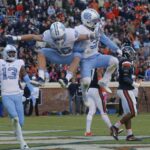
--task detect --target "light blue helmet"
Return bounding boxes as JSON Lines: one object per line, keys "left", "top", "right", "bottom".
{"left": 81, "top": 8, "right": 100, "bottom": 29}
{"left": 50, "top": 21, "right": 66, "bottom": 49}
{"left": 3, "top": 44, "right": 17, "bottom": 61}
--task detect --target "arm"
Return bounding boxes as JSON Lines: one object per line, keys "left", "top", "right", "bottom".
{"left": 20, "top": 66, "right": 38, "bottom": 106}
{"left": 8, "top": 34, "right": 43, "bottom": 41}
{"left": 77, "top": 34, "right": 89, "bottom": 41}
{"left": 20, "top": 34, "right": 43, "bottom": 41}
{"left": 100, "top": 33, "right": 120, "bottom": 53}
{"left": 20, "top": 66, "right": 34, "bottom": 92}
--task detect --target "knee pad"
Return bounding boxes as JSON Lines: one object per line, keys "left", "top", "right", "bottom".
{"left": 88, "top": 107, "right": 96, "bottom": 117}
{"left": 87, "top": 109, "right": 95, "bottom": 120}
{"left": 109, "top": 57, "right": 119, "bottom": 67}
{"left": 12, "top": 117, "right": 24, "bottom": 127}
{"left": 11, "top": 117, "right": 19, "bottom": 125}
{"left": 81, "top": 77, "right": 91, "bottom": 90}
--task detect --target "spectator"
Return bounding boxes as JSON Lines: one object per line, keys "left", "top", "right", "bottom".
{"left": 49, "top": 67, "right": 58, "bottom": 82}
{"left": 0, "top": 0, "right": 149, "bottom": 84}
{"left": 68, "top": 78, "right": 78, "bottom": 114}
{"left": 144, "top": 65, "right": 150, "bottom": 81}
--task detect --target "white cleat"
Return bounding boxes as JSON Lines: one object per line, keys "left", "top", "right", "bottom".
{"left": 21, "top": 143, "right": 30, "bottom": 150}
{"left": 98, "top": 79, "right": 112, "bottom": 93}
{"left": 58, "top": 78, "right": 71, "bottom": 88}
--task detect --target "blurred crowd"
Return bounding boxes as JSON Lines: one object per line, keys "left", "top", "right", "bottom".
{"left": 0, "top": 0, "right": 150, "bottom": 82}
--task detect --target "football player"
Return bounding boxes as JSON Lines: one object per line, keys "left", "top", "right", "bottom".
{"left": 85, "top": 68, "right": 123, "bottom": 140}
{"left": 59, "top": 8, "right": 122, "bottom": 106}
{"left": 5, "top": 21, "right": 97, "bottom": 83}
{"left": 0, "top": 44, "right": 37, "bottom": 149}
{"left": 112, "top": 46, "right": 142, "bottom": 141}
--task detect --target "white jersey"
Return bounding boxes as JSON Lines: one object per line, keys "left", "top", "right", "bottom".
{"left": 0, "top": 59, "right": 24, "bottom": 96}
{"left": 42, "top": 28, "right": 79, "bottom": 55}
{"left": 75, "top": 25, "right": 99, "bottom": 58}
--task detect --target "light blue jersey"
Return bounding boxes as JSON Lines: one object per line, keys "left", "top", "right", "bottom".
{"left": 0, "top": 59, "right": 25, "bottom": 126}
{"left": 75, "top": 24, "right": 120, "bottom": 78}
{"left": 40, "top": 28, "right": 84, "bottom": 64}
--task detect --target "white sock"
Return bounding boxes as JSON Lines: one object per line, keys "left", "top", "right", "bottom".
{"left": 12, "top": 117, "right": 25, "bottom": 144}
{"left": 101, "top": 114, "right": 112, "bottom": 128}
{"left": 114, "top": 121, "right": 122, "bottom": 128}
{"left": 38, "top": 69, "right": 45, "bottom": 80}
{"left": 66, "top": 71, "right": 73, "bottom": 82}
{"left": 126, "top": 129, "right": 133, "bottom": 136}
{"left": 86, "top": 114, "right": 93, "bottom": 132}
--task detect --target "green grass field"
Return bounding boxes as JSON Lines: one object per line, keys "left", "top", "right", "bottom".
{"left": 0, "top": 113, "right": 150, "bottom": 150}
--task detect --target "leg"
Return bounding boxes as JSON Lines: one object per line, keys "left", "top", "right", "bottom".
{"left": 114, "top": 90, "right": 139, "bottom": 141}
{"left": 66, "top": 56, "right": 80, "bottom": 81}
{"left": 2, "top": 95, "right": 29, "bottom": 149}
{"left": 80, "top": 58, "right": 94, "bottom": 106}
{"left": 14, "top": 94, "right": 30, "bottom": 149}
{"left": 80, "top": 77, "right": 92, "bottom": 106}
{"left": 75, "top": 96, "right": 80, "bottom": 114}
{"left": 85, "top": 90, "right": 96, "bottom": 136}
{"left": 69, "top": 94, "right": 73, "bottom": 114}
{"left": 59, "top": 53, "right": 82, "bottom": 88}
{"left": 14, "top": 94, "right": 24, "bottom": 126}
{"left": 39, "top": 48, "right": 74, "bottom": 81}
{"left": 97, "top": 56, "right": 119, "bottom": 93}
{"left": 95, "top": 90, "right": 112, "bottom": 129}
{"left": 35, "top": 98, "right": 39, "bottom": 116}
{"left": 115, "top": 90, "right": 137, "bottom": 126}
{"left": 38, "top": 52, "right": 47, "bottom": 81}
{"left": 92, "top": 88, "right": 119, "bottom": 140}
{"left": 12, "top": 117, "right": 29, "bottom": 149}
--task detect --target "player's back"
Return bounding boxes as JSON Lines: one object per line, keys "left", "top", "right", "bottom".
{"left": 75, "top": 25, "right": 99, "bottom": 58}
{"left": 0, "top": 59, "right": 24, "bottom": 96}
{"left": 118, "top": 58, "right": 134, "bottom": 90}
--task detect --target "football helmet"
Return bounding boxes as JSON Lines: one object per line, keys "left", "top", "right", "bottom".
{"left": 81, "top": 8, "right": 100, "bottom": 29}
{"left": 121, "top": 46, "right": 136, "bottom": 61}
{"left": 50, "top": 21, "right": 66, "bottom": 49}
{"left": 3, "top": 44, "right": 17, "bottom": 61}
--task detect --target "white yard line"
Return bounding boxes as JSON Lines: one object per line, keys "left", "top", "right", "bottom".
{"left": 0, "top": 130, "right": 150, "bottom": 150}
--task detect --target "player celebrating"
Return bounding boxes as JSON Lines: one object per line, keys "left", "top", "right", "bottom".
{"left": 85, "top": 68, "right": 123, "bottom": 140}
{"left": 5, "top": 21, "right": 97, "bottom": 83}
{"left": 59, "top": 8, "right": 122, "bottom": 106}
{"left": 112, "top": 46, "right": 142, "bottom": 141}
{"left": 0, "top": 44, "right": 36, "bottom": 149}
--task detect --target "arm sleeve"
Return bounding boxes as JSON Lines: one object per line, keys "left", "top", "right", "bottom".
{"left": 23, "top": 74, "right": 34, "bottom": 93}
{"left": 100, "top": 33, "right": 119, "bottom": 52}
{"left": 42, "top": 30, "right": 50, "bottom": 42}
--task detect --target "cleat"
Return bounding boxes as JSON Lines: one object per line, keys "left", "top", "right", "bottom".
{"left": 126, "top": 134, "right": 142, "bottom": 141}
{"left": 118, "top": 128, "right": 124, "bottom": 134}
{"left": 58, "top": 78, "right": 70, "bottom": 88}
{"left": 37, "top": 77, "right": 45, "bottom": 85}
{"left": 84, "top": 132, "right": 93, "bottom": 136}
{"left": 21, "top": 143, "right": 30, "bottom": 150}
{"left": 98, "top": 79, "right": 112, "bottom": 93}
{"left": 110, "top": 126, "right": 118, "bottom": 140}
{"left": 30, "top": 80, "right": 43, "bottom": 86}
{"left": 112, "top": 126, "right": 124, "bottom": 134}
